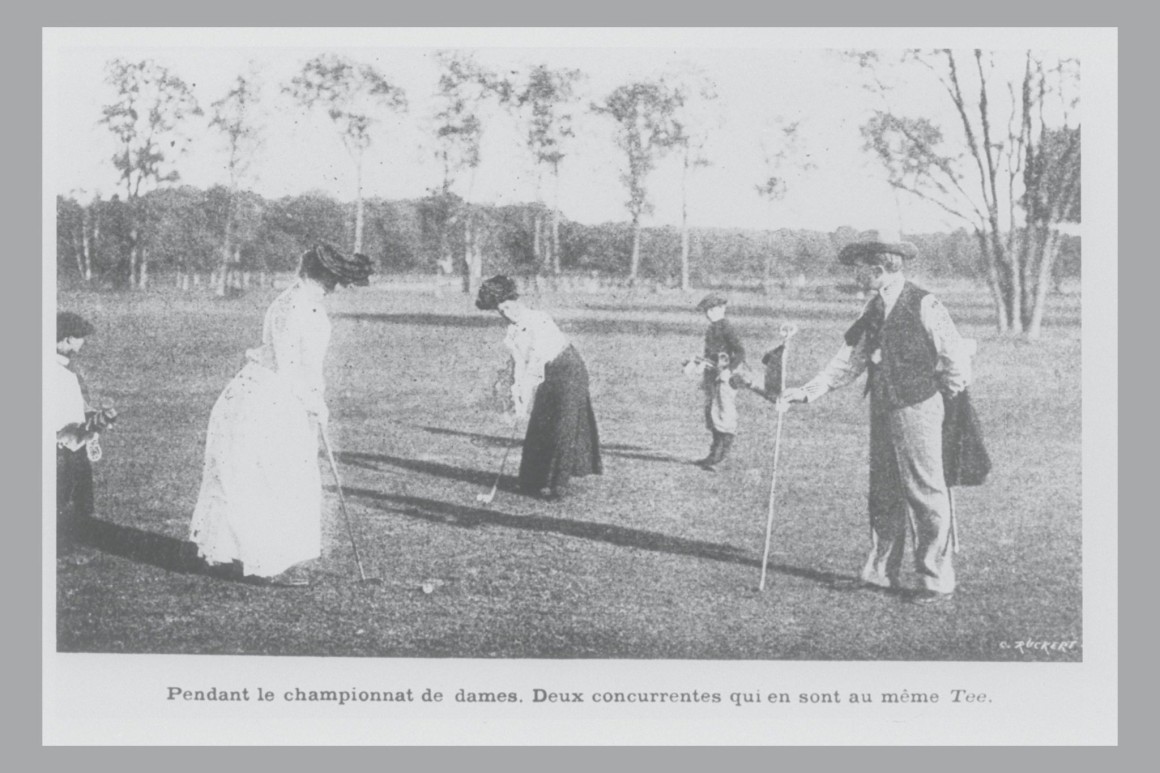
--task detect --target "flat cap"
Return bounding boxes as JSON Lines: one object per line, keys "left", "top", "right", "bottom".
{"left": 57, "top": 311, "right": 94, "bottom": 342}
{"left": 837, "top": 240, "right": 919, "bottom": 265}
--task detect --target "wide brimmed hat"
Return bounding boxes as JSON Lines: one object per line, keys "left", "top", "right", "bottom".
{"left": 57, "top": 311, "right": 94, "bottom": 342}
{"left": 695, "top": 292, "right": 728, "bottom": 312}
{"left": 476, "top": 275, "right": 520, "bottom": 311}
{"left": 310, "top": 243, "right": 374, "bottom": 286}
{"left": 838, "top": 228, "right": 918, "bottom": 266}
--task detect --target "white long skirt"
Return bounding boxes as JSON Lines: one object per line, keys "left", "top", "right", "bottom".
{"left": 189, "top": 363, "right": 322, "bottom": 578}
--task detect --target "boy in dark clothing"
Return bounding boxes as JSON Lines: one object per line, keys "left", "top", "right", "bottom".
{"left": 53, "top": 312, "right": 115, "bottom": 555}
{"left": 693, "top": 293, "right": 747, "bottom": 470}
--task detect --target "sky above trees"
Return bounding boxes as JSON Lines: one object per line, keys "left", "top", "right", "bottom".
{"left": 46, "top": 27, "right": 1099, "bottom": 234}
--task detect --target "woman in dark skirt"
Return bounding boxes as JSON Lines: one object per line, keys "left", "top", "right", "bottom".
{"left": 476, "top": 275, "right": 602, "bottom": 500}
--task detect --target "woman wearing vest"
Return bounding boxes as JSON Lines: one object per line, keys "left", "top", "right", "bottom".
{"left": 783, "top": 231, "right": 972, "bottom": 604}
{"left": 475, "top": 275, "right": 603, "bottom": 501}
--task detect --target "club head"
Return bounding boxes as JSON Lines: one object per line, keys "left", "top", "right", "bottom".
{"left": 476, "top": 490, "right": 497, "bottom": 505}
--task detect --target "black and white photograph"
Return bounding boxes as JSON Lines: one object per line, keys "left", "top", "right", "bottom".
{"left": 43, "top": 27, "right": 1117, "bottom": 745}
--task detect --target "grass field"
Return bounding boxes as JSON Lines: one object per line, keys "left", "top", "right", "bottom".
{"left": 53, "top": 279, "right": 1082, "bottom": 660}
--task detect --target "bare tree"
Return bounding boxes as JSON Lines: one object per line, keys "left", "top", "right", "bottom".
{"left": 430, "top": 50, "right": 508, "bottom": 294}
{"left": 99, "top": 59, "right": 201, "bottom": 289}
{"left": 856, "top": 49, "right": 1080, "bottom": 337}
{"left": 667, "top": 71, "right": 720, "bottom": 291}
{"left": 755, "top": 117, "right": 813, "bottom": 288}
{"left": 506, "top": 64, "right": 585, "bottom": 275}
{"left": 593, "top": 80, "right": 679, "bottom": 282}
{"left": 285, "top": 54, "right": 407, "bottom": 254}
{"left": 209, "top": 70, "right": 263, "bottom": 296}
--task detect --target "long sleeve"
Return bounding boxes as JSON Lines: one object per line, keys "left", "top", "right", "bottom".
{"left": 922, "top": 295, "right": 972, "bottom": 394}
{"left": 267, "top": 286, "right": 331, "bottom": 414}
{"left": 52, "top": 359, "right": 89, "bottom": 447}
{"left": 800, "top": 336, "right": 871, "bottom": 402}
{"left": 506, "top": 310, "right": 568, "bottom": 409}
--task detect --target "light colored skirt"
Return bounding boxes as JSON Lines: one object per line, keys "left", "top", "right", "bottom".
{"left": 189, "top": 363, "right": 321, "bottom": 577}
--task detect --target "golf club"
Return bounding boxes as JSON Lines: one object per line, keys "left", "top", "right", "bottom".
{"left": 476, "top": 421, "right": 520, "bottom": 506}
{"left": 320, "top": 426, "right": 381, "bottom": 586}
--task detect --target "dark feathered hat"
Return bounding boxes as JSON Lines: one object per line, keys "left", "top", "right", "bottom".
{"left": 307, "top": 243, "right": 375, "bottom": 287}
{"left": 837, "top": 228, "right": 919, "bottom": 266}
{"left": 695, "top": 292, "right": 728, "bottom": 312}
{"left": 57, "top": 311, "right": 94, "bottom": 342}
{"left": 475, "top": 275, "right": 520, "bottom": 311}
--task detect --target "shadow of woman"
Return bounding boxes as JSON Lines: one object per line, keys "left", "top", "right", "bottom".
{"left": 73, "top": 517, "right": 247, "bottom": 583}
{"left": 342, "top": 486, "right": 844, "bottom": 587}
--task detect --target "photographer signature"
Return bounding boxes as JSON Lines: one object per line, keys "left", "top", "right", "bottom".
{"left": 999, "top": 638, "right": 1080, "bottom": 655}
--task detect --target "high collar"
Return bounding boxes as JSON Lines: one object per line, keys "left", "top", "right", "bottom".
{"left": 297, "top": 277, "right": 327, "bottom": 299}
{"left": 55, "top": 353, "right": 71, "bottom": 367}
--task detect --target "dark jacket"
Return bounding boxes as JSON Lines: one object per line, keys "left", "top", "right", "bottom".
{"left": 704, "top": 318, "right": 746, "bottom": 370}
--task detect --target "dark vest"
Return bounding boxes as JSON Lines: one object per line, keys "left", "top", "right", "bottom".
{"left": 868, "top": 281, "right": 939, "bottom": 409}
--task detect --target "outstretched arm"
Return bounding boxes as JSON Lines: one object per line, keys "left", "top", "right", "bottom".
{"left": 785, "top": 336, "right": 871, "bottom": 404}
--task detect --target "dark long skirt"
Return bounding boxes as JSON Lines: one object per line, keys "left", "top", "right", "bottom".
{"left": 519, "top": 345, "right": 602, "bottom": 494}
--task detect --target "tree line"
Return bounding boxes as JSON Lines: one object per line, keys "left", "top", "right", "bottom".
{"left": 60, "top": 49, "right": 1081, "bottom": 337}
{"left": 55, "top": 186, "right": 1079, "bottom": 292}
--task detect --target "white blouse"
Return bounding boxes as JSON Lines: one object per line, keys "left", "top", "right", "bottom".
{"left": 504, "top": 308, "right": 569, "bottom": 409}
{"left": 246, "top": 279, "right": 331, "bottom": 414}
{"left": 52, "top": 353, "right": 87, "bottom": 447}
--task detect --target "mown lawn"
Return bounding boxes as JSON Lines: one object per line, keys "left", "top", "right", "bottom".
{"left": 54, "top": 280, "right": 1082, "bottom": 660}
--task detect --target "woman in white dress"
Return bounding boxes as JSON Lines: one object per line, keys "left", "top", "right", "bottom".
{"left": 189, "top": 244, "right": 373, "bottom": 585}
{"left": 476, "top": 275, "right": 602, "bottom": 500}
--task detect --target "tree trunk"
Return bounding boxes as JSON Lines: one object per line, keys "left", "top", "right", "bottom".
{"left": 138, "top": 247, "right": 149, "bottom": 289}
{"left": 77, "top": 205, "right": 93, "bottom": 282}
{"left": 88, "top": 205, "right": 100, "bottom": 283}
{"left": 217, "top": 188, "right": 235, "bottom": 298}
{"left": 461, "top": 209, "right": 482, "bottom": 295}
{"left": 551, "top": 161, "right": 562, "bottom": 276}
{"left": 354, "top": 155, "right": 365, "bottom": 254}
{"left": 629, "top": 215, "right": 642, "bottom": 282}
{"left": 680, "top": 146, "right": 691, "bottom": 292}
{"left": 532, "top": 210, "right": 542, "bottom": 270}
{"left": 1026, "top": 225, "right": 1062, "bottom": 339}
{"left": 128, "top": 225, "right": 140, "bottom": 290}
{"left": 975, "top": 228, "right": 1009, "bottom": 334}
{"left": 988, "top": 211, "right": 1021, "bottom": 333}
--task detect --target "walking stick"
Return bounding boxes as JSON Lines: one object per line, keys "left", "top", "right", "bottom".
{"left": 759, "top": 324, "right": 798, "bottom": 591}
{"left": 320, "top": 425, "right": 381, "bottom": 586}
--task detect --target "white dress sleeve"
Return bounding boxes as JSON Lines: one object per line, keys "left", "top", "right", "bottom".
{"left": 269, "top": 288, "right": 331, "bottom": 414}
{"left": 506, "top": 310, "right": 568, "bottom": 409}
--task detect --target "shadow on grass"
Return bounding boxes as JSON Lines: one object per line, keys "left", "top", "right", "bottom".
{"left": 411, "top": 425, "right": 690, "bottom": 465}
{"left": 73, "top": 518, "right": 256, "bottom": 585}
{"left": 74, "top": 517, "right": 201, "bottom": 574}
{"left": 335, "top": 450, "right": 522, "bottom": 492}
{"left": 343, "top": 485, "right": 843, "bottom": 587}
